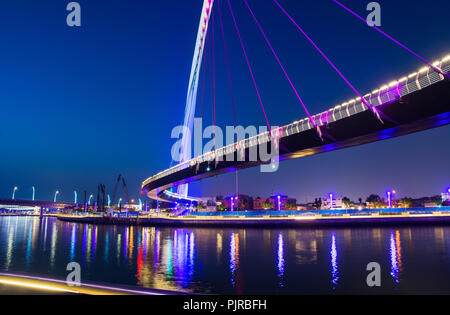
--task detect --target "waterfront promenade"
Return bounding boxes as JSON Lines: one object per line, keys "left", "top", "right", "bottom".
{"left": 56, "top": 207, "right": 450, "bottom": 228}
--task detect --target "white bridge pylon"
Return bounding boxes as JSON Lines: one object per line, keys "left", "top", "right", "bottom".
{"left": 178, "top": 0, "right": 215, "bottom": 197}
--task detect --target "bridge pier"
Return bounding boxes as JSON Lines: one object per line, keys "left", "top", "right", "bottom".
{"left": 40, "top": 207, "right": 44, "bottom": 218}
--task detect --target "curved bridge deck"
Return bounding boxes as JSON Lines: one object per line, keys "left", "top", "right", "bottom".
{"left": 143, "top": 56, "right": 450, "bottom": 202}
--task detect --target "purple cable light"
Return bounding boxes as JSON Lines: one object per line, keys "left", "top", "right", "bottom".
{"left": 272, "top": 0, "right": 381, "bottom": 121}
{"left": 333, "top": 0, "right": 449, "bottom": 79}
{"left": 218, "top": 0, "right": 240, "bottom": 199}
{"left": 226, "top": 0, "right": 272, "bottom": 133}
{"left": 212, "top": 9, "right": 217, "bottom": 151}
{"left": 243, "top": 0, "right": 322, "bottom": 139}
{"left": 217, "top": 0, "right": 238, "bottom": 129}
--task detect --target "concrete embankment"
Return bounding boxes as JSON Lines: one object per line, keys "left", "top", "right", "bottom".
{"left": 57, "top": 212, "right": 450, "bottom": 228}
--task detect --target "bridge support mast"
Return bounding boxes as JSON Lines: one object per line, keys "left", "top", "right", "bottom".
{"left": 177, "top": 0, "right": 215, "bottom": 197}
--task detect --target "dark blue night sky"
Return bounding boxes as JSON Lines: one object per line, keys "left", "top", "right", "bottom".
{"left": 1, "top": 0, "right": 449, "bottom": 203}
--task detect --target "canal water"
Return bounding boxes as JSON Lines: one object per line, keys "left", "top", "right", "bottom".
{"left": 1, "top": 216, "right": 450, "bottom": 294}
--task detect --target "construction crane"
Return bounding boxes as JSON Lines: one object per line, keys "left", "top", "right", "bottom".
{"left": 96, "top": 184, "right": 106, "bottom": 212}
{"left": 111, "top": 175, "right": 131, "bottom": 206}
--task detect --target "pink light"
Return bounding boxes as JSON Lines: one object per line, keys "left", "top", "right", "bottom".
{"left": 333, "top": 0, "right": 449, "bottom": 79}
{"left": 244, "top": 0, "right": 321, "bottom": 138}
{"left": 272, "top": 0, "right": 382, "bottom": 121}
{"left": 217, "top": 0, "right": 238, "bottom": 129}
{"left": 227, "top": 0, "right": 271, "bottom": 133}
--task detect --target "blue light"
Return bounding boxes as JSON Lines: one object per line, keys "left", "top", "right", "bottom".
{"left": 330, "top": 232, "right": 339, "bottom": 288}
{"left": 277, "top": 232, "right": 285, "bottom": 287}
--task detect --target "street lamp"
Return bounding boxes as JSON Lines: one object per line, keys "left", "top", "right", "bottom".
{"left": 74, "top": 191, "right": 77, "bottom": 204}
{"left": 329, "top": 193, "right": 334, "bottom": 211}
{"left": 277, "top": 195, "right": 281, "bottom": 212}
{"left": 107, "top": 194, "right": 111, "bottom": 207}
{"left": 387, "top": 190, "right": 396, "bottom": 209}
{"left": 231, "top": 197, "right": 234, "bottom": 212}
{"left": 118, "top": 198, "right": 122, "bottom": 208}
{"left": 387, "top": 191, "right": 391, "bottom": 208}
{"left": 32, "top": 186, "right": 35, "bottom": 201}
{"left": 54, "top": 190, "right": 60, "bottom": 202}
{"left": 12, "top": 186, "right": 18, "bottom": 200}
{"left": 88, "top": 194, "right": 94, "bottom": 205}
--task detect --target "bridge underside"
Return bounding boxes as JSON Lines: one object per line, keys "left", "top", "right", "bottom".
{"left": 143, "top": 79, "right": 450, "bottom": 202}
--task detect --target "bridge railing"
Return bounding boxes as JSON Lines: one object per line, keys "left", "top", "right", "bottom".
{"left": 143, "top": 55, "right": 450, "bottom": 188}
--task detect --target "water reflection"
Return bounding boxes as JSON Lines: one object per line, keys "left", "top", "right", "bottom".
{"left": 229, "top": 232, "right": 238, "bottom": 288}
{"left": 217, "top": 233, "right": 223, "bottom": 262}
{"left": 70, "top": 224, "right": 76, "bottom": 261}
{"left": 25, "top": 222, "right": 33, "bottom": 266}
{"left": 330, "top": 232, "right": 339, "bottom": 289}
{"left": 389, "top": 230, "right": 403, "bottom": 285}
{"left": 295, "top": 235, "right": 318, "bottom": 264}
{"left": 277, "top": 233, "right": 285, "bottom": 287}
{"left": 2, "top": 217, "right": 450, "bottom": 294}
{"left": 5, "top": 218, "right": 14, "bottom": 269}
{"left": 50, "top": 223, "right": 57, "bottom": 267}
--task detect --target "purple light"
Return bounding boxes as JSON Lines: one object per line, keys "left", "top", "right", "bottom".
{"left": 330, "top": 232, "right": 339, "bottom": 288}
{"left": 243, "top": 0, "right": 320, "bottom": 138}
{"left": 272, "top": 0, "right": 380, "bottom": 119}
{"left": 217, "top": 0, "right": 238, "bottom": 129}
{"left": 226, "top": 0, "right": 271, "bottom": 133}
{"left": 389, "top": 231, "right": 399, "bottom": 283}
{"left": 333, "top": 0, "right": 449, "bottom": 79}
{"left": 387, "top": 191, "right": 392, "bottom": 208}
{"left": 277, "top": 233, "right": 285, "bottom": 287}
{"left": 277, "top": 195, "right": 281, "bottom": 211}
{"left": 387, "top": 190, "right": 396, "bottom": 208}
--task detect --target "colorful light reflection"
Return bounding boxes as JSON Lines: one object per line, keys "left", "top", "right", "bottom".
{"left": 277, "top": 232, "right": 285, "bottom": 287}
{"left": 389, "top": 230, "right": 403, "bottom": 285}
{"left": 330, "top": 232, "right": 339, "bottom": 289}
